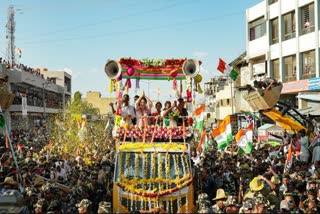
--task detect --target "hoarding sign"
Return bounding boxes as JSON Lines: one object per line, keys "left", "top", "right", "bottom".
{"left": 281, "top": 79, "right": 308, "bottom": 94}
{"left": 22, "top": 96, "right": 27, "bottom": 117}
{"left": 308, "top": 77, "right": 320, "bottom": 90}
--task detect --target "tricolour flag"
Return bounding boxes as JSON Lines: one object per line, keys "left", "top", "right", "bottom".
{"left": 217, "top": 58, "right": 239, "bottom": 80}
{"left": 193, "top": 104, "right": 205, "bottom": 116}
{"left": 196, "top": 131, "right": 207, "bottom": 153}
{"left": 284, "top": 140, "right": 293, "bottom": 173}
{"left": 235, "top": 122, "right": 253, "bottom": 154}
{"left": 194, "top": 113, "right": 204, "bottom": 131}
{"left": 212, "top": 115, "right": 233, "bottom": 149}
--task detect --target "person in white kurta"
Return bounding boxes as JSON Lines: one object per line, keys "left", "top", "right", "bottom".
{"left": 311, "top": 133, "right": 320, "bottom": 162}
{"left": 299, "top": 129, "right": 310, "bottom": 162}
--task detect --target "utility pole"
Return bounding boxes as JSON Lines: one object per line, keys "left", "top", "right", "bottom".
{"left": 6, "top": 6, "right": 16, "bottom": 67}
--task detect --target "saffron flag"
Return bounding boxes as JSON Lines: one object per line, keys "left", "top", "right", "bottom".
{"left": 284, "top": 140, "right": 293, "bottom": 173}
{"left": 196, "top": 131, "right": 206, "bottom": 153}
{"left": 193, "top": 104, "right": 205, "bottom": 116}
{"left": 235, "top": 122, "right": 253, "bottom": 154}
{"left": 212, "top": 115, "right": 233, "bottom": 149}
{"left": 5, "top": 133, "right": 9, "bottom": 149}
{"left": 217, "top": 58, "right": 239, "bottom": 80}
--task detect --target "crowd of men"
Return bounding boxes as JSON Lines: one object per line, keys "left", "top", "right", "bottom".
{"left": 1, "top": 91, "right": 320, "bottom": 213}
{"left": 0, "top": 58, "right": 45, "bottom": 80}
{"left": 0, "top": 127, "right": 114, "bottom": 213}
{"left": 194, "top": 128, "right": 320, "bottom": 213}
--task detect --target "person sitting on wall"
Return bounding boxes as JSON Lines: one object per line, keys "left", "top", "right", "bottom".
{"left": 253, "top": 77, "right": 279, "bottom": 91}
{"left": 262, "top": 77, "right": 281, "bottom": 90}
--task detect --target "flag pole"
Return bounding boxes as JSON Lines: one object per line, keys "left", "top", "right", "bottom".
{"left": 230, "top": 78, "right": 234, "bottom": 114}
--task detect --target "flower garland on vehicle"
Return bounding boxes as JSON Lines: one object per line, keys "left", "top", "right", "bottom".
{"left": 116, "top": 175, "right": 193, "bottom": 197}
{"left": 135, "top": 153, "right": 139, "bottom": 178}
{"left": 119, "top": 58, "right": 141, "bottom": 68}
{"left": 120, "top": 173, "right": 191, "bottom": 185}
{"left": 116, "top": 125, "right": 191, "bottom": 140}
{"left": 181, "top": 155, "right": 186, "bottom": 176}
{"left": 157, "top": 153, "right": 163, "bottom": 192}
{"left": 118, "top": 142, "right": 187, "bottom": 153}
{"left": 151, "top": 152, "right": 156, "bottom": 178}
{"left": 140, "top": 58, "right": 166, "bottom": 67}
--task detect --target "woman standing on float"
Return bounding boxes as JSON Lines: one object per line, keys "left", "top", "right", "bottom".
{"left": 135, "top": 91, "right": 153, "bottom": 129}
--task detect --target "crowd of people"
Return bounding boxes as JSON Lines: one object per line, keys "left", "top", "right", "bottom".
{"left": 0, "top": 127, "right": 114, "bottom": 213}
{"left": 11, "top": 89, "right": 63, "bottom": 109}
{"left": 2, "top": 89, "right": 320, "bottom": 213}
{"left": 193, "top": 128, "right": 320, "bottom": 213}
{"left": 0, "top": 58, "right": 45, "bottom": 80}
{"left": 109, "top": 92, "right": 189, "bottom": 129}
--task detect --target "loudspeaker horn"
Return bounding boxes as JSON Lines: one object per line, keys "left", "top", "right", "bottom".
{"left": 104, "top": 60, "right": 122, "bottom": 79}
{"left": 182, "top": 59, "right": 200, "bottom": 78}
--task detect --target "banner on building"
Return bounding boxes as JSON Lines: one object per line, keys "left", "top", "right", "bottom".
{"left": 22, "top": 96, "right": 27, "bottom": 117}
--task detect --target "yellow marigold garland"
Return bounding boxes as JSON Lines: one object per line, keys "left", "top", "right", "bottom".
{"left": 119, "top": 142, "right": 187, "bottom": 152}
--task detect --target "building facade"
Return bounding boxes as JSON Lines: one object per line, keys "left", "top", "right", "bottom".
{"left": 0, "top": 63, "right": 72, "bottom": 130}
{"left": 246, "top": 0, "right": 320, "bottom": 109}
{"left": 82, "top": 91, "right": 116, "bottom": 116}
{"left": 204, "top": 52, "right": 250, "bottom": 121}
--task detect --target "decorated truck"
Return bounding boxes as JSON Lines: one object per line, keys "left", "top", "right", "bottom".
{"left": 104, "top": 58, "right": 201, "bottom": 213}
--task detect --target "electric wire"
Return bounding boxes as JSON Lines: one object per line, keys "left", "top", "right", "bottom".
{"left": 20, "top": 11, "right": 243, "bottom": 46}
{"left": 19, "top": 0, "right": 198, "bottom": 42}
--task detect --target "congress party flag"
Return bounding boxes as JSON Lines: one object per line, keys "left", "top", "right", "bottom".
{"left": 235, "top": 122, "right": 253, "bottom": 154}
{"left": 212, "top": 115, "right": 233, "bottom": 149}
{"left": 217, "top": 58, "right": 239, "bottom": 80}
{"left": 284, "top": 140, "right": 293, "bottom": 173}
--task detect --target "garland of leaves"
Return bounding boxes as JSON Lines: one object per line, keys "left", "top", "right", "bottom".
{"left": 119, "top": 58, "right": 185, "bottom": 68}
{"left": 140, "top": 59, "right": 166, "bottom": 67}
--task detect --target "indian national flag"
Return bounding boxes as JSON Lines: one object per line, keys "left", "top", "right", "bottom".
{"left": 193, "top": 104, "right": 205, "bottom": 116}
{"left": 196, "top": 131, "right": 207, "bottom": 153}
{"left": 217, "top": 58, "right": 239, "bottom": 80}
{"left": 284, "top": 141, "right": 293, "bottom": 173}
{"left": 194, "top": 104, "right": 205, "bottom": 131}
{"left": 212, "top": 115, "right": 233, "bottom": 149}
{"left": 195, "top": 113, "right": 204, "bottom": 131}
{"left": 235, "top": 122, "right": 253, "bottom": 154}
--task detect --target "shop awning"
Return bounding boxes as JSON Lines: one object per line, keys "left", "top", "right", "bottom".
{"left": 262, "top": 109, "right": 307, "bottom": 133}
{"left": 296, "top": 94, "right": 320, "bottom": 101}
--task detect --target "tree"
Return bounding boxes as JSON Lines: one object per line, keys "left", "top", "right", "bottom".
{"left": 69, "top": 91, "right": 100, "bottom": 115}
{"left": 46, "top": 91, "right": 110, "bottom": 164}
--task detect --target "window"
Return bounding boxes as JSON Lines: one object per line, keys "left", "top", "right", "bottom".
{"left": 301, "top": 3, "right": 315, "bottom": 35}
{"left": 284, "top": 55, "right": 296, "bottom": 82}
{"left": 271, "top": 18, "right": 279, "bottom": 44}
{"left": 249, "top": 17, "right": 266, "bottom": 41}
{"left": 283, "top": 11, "right": 296, "bottom": 40}
{"left": 269, "top": 0, "right": 278, "bottom": 4}
{"left": 302, "top": 50, "right": 316, "bottom": 79}
{"left": 271, "top": 59, "right": 280, "bottom": 80}
{"left": 226, "top": 99, "right": 230, "bottom": 106}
